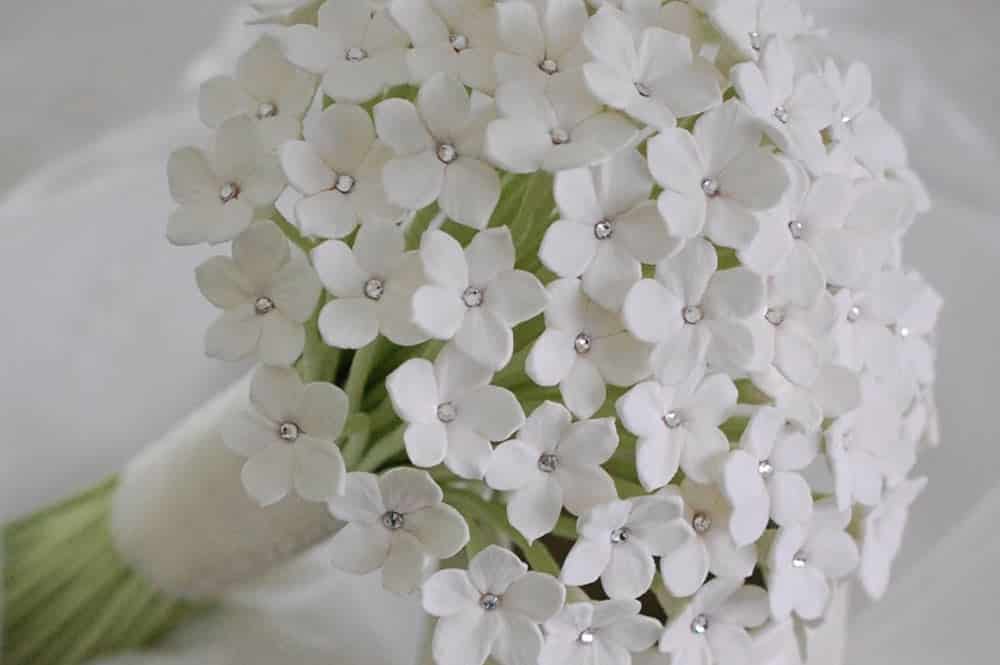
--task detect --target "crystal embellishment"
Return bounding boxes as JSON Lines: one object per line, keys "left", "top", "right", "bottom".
{"left": 578, "top": 630, "right": 595, "bottom": 645}
{"left": 479, "top": 593, "right": 500, "bottom": 611}
{"left": 437, "top": 402, "right": 458, "bottom": 423}
{"left": 574, "top": 332, "right": 593, "bottom": 354}
{"left": 788, "top": 220, "right": 805, "bottom": 239}
{"left": 610, "top": 527, "right": 631, "bottom": 544}
{"left": 691, "top": 614, "right": 710, "bottom": 634}
{"left": 550, "top": 128, "right": 570, "bottom": 145}
{"left": 278, "top": 422, "right": 300, "bottom": 442}
{"left": 683, "top": 305, "right": 704, "bottom": 325}
{"left": 539, "top": 58, "right": 559, "bottom": 75}
{"left": 663, "top": 411, "right": 683, "bottom": 429}
{"left": 749, "top": 31, "right": 762, "bottom": 51}
{"left": 449, "top": 34, "right": 469, "bottom": 52}
{"left": 792, "top": 551, "right": 809, "bottom": 568}
{"left": 255, "top": 101, "right": 278, "bottom": 119}
{"left": 538, "top": 453, "right": 559, "bottom": 473}
{"left": 462, "top": 286, "right": 484, "bottom": 308}
{"left": 437, "top": 143, "right": 458, "bottom": 164}
{"left": 219, "top": 181, "right": 240, "bottom": 203}
{"left": 593, "top": 219, "right": 614, "bottom": 240}
{"left": 758, "top": 460, "right": 775, "bottom": 477}
{"left": 765, "top": 308, "right": 785, "bottom": 326}
{"left": 364, "top": 278, "right": 385, "bottom": 301}
{"left": 773, "top": 106, "right": 790, "bottom": 124}
{"left": 334, "top": 174, "right": 356, "bottom": 194}
{"left": 254, "top": 296, "right": 276, "bottom": 315}
{"left": 700, "top": 177, "right": 720, "bottom": 197}
{"left": 692, "top": 512, "right": 712, "bottom": 533}
{"left": 634, "top": 81, "right": 652, "bottom": 98}
{"left": 381, "top": 511, "right": 405, "bottom": 530}
{"left": 345, "top": 47, "right": 368, "bottom": 62}
{"left": 847, "top": 305, "right": 862, "bottom": 323}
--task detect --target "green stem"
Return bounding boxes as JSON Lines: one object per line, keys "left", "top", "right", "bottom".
{"left": 341, "top": 413, "right": 372, "bottom": 470}
{"left": 344, "top": 340, "right": 381, "bottom": 411}
{"left": 355, "top": 425, "right": 406, "bottom": 473}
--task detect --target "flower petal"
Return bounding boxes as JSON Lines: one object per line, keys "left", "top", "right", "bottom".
{"left": 404, "top": 422, "right": 449, "bottom": 468}
{"left": 241, "top": 443, "right": 294, "bottom": 506}
{"left": 508, "top": 476, "right": 563, "bottom": 542}
{"left": 423, "top": 568, "right": 479, "bottom": 617}
{"left": 601, "top": 541, "right": 655, "bottom": 600}
{"left": 440, "top": 158, "right": 501, "bottom": 229}
{"left": 560, "top": 358, "right": 607, "bottom": 418}
{"left": 527, "top": 330, "right": 578, "bottom": 387}
{"left": 318, "top": 298, "right": 379, "bottom": 349}
{"left": 413, "top": 285, "right": 466, "bottom": 340}
{"left": 488, "top": 270, "right": 548, "bottom": 326}
{"left": 387, "top": 358, "right": 439, "bottom": 423}
{"left": 487, "top": 439, "right": 543, "bottom": 491}
{"left": 383, "top": 150, "right": 447, "bottom": 211}
{"left": 293, "top": 435, "right": 347, "bottom": 501}
{"left": 328, "top": 471, "right": 384, "bottom": 523}
{"left": 328, "top": 522, "right": 391, "bottom": 574}
{"left": 456, "top": 385, "right": 525, "bottom": 441}
{"left": 382, "top": 530, "right": 430, "bottom": 593}
{"left": 659, "top": 539, "right": 710, "bottom": 597}
{"left": 407, "top": 503, "right": 470, "bottom": 559}
{"left": 504, "top": 572, "right": 566, "bottom": 622}
{"left": 444, "top": 424, "right": 494, "bottom": 480}
{"left": 469, "top": 545, "right": 528, "bottom": 594}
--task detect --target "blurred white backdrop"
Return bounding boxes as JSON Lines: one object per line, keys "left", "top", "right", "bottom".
{"left": 1, "top": 1, "right": 998, "bottom": 664}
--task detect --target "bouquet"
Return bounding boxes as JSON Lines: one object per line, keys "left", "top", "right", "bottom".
{"left": 3, "top": 1, "right": 942, "bottom": 664}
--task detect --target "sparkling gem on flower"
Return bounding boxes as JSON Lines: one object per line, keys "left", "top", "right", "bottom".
{"left": 278, "top": 421, "right": 300, "bottom": 442}
{"left": 254, "top": 296, "right": 276, "bottom": 315}
{"left": 449, "top": 34, "right": 469, "bottom": 52}
{"left": 219, "top": 181, "right": 240, "bottom": 203}
{"left": 692, "top": 512, "right": 712, "bottom": 533}
{"left": 897, "top": 326, "right": 911, "bottom": 338}
{"left": 550, "top": 128, "right": 570, "bottom": 145}
{"left": 479, "top": 593, "right": 500, "bottom": 611}
{"left": 682, "top": 305, "right": 704, "bottom": 325}
{"left": 573, "top": 332, "right": 593, "bottom": 354}
{"left": 700, "top": 177, "right": 720, "bottom": 197}
{"left": 436, "top": 143, "right": 458, "bottom": 164}
{"left": 847, "top": 305, "right": 862, "bottom": 323}
{"left": 345, "top": 46, "right": 368, "bottom": 62}
{"left": 462, "top": 286, "right": 484, "bottom": 308}
{"left": 773, "top": 106, "right": 790, "bottom": 124}
{"left": 690, "top": 614, "right": 710, "bottom": 634}
{"left": 436, "top": 402, "right": 458, "bottom": 423}
{"left": 792, "top": 551, "right": 809, "bottom": 568}
{"left": 788, "top": 220, "right": 805, "bottom": 239}
{"left": 757, "top": 460, "right": 775, "bottom": 477}
{"left": 381, "top": 510, "right": 405, "bottom": 530}
{"left": 539, "top": 58, "right": 559, "bottom": 75}
{"left": 610, "top": 527, "right": 631, "bottom": 543}
{"left": 363, "top": 278, "right": 385, "bottom": 301}
{"left": 749, "top": 31, "right": 762, "bottom": 51}
{"left": 578, "top": 629, "right": 595, "bottom": 645}
{"left": 765, "top": 308, "right": 786, "bottom": 326}
{"left": 537, "top": 453, "right": 559, "bottom": 473}
{"left": 663, "top": 411, "right": 683, "bottom": 429}
{"left": 334, "top": 174, "right": 356, "bottom": 194}
{"left": 841, "top": 113, "right": 853, "bottom": 125}
{"left": 255, "top": 101, "right": 278, "bottom": 120}
{"left": 593, "top": 219, "right": 614, "bottom": 240}
{"left": 634, "top": 81, "right": 652, "bottom": 98}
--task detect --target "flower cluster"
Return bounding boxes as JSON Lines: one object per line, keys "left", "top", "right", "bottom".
{"left": 169, "top": 1, "right": 940, "bottom": 664}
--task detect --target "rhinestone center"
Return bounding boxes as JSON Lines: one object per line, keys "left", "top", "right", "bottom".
{"left": 788, "top": 220, "right": 805, "bottom": 239}
{"left": 382, "top": 510, "right": 405, "bottom": 530}
{"left": 219, "top": 181, "right": 240, "bottom": 203}
{"left": 437, "top": 143, "right": 458, "bottom": 164}
{"left": 749, "top": 31, "right": 762, "bottom": 51}
{"left": 334, "top": 174, "right": 356, "bottom": 194}
{"left": 254, "top": 296, "right": 276, "bottom": 315}
{"left": 449, "top": 33, "right": 469, "bottom": 52}
{"left": 538, "top": 453, "right": 559, "bottom": 473}
{"left": 578, "top": 629, "right": 595, "bottom": 645}
{"left": 663, "top": 411, "right": 683, "bottom": 429}
{"left": 758, "top": 459, "right": 775, "bottom": 477}
{"left": 682, "top": 305, "right": 704, "bottom": 325}
{"left": 550, "top": 128, "right": 570, "bottom": 145}
{"left": 773, "top": 106, "right": 790, "bottom": 124}
{"left": 792, "top": 551, "right": 809, "bottom": 568}
{"left": 691, "top": 614, "right": 710, "bottom": 634}
{"left": 462, "top": 286, "right": 484, "bottom": 308}
{"left": 539, "top": 58, "right": 559, "bottom": 75}
{"left": 574, "top": 332, "right": 593, "bottom": 355}
{"left": 278, "top": 422, "right": 300, "bottom": 442}
{"left": 437, "top": 402, "right": 458, "bottom": 423}
{"left": 692, "top": 512, "right": 712, "bottom": 534}
{"left": 700, "top": 177, "right": 720, "bottom": 197}
{"left": 610, "top": 527, "right": 631, "bottom": 544}
{"left": 346, "top": 46, "right": 368, "bottom": 62}
{"left": 634, "top": 81, "right": 652, "bottom": 98}
{"left": 897, "top": 325, "right": 911, "bottom": 338}
{"left": 765, "top": 308, "right": 785, "bottom": 326}
{"left": 846, "top": 305, "right": 862, "bottom": 323}
{"left": 256, "top": 101, "right": 278, "bottom": 120}
{"left": 479, "top": 593, "right": 500, "bottom": 611}
{"left": 594, "top": 219, "right": 614, "bottom": 240}
{"left": 364, "top": 278, "right": 385, "bottom": 301}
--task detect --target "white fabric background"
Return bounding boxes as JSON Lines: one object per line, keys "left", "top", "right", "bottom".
{"left": 1, "top": 1, "right": 997, "bottom": 663}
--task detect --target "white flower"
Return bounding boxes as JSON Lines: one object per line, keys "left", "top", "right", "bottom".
{"left": 196, "top": 221, "right": 322, "bottom": 366}
{"left": 892, "top": 274, "right": 943, "bottom": 387}
{"left": 326, "top": 468, "right": 469, "bottom": 593}
{"left": 659, "top": 480, "right": 758, "bottom": 597}
{"left": 167, "top": 116, "right": 285, "bottom": 245}
{"left": 284, "top": 1, "right": 409, "bottom": 103}
{"left": 199, "top": 36, "right": 316, "bottom": 149}
{"left": 486, "top": 402, "right": 618, "bottom": 542}
{"left": 222, "top": 365, "right": 348, "bottom": 505}
{"left": 646, "top": 100, "right": 787, "bottom": 249}
{"left": 412, "top": 228, "right": 548, "bottom": 369}
{"left": 540, "top": 599, "right": 661, "bottom": 665}
{"left": 527, "top": 278, "right": 652, "bottom": 418}
{"left": 374, "top": 73, "right": 501, "bottom": 229}
{"left": 539, "top": 149, "right": 678, "bottom": 311}
{"left": 486, "top": 70, "right": 638, "bottom": 174}
{"left": 857, "top": 476, "right": 927, "bottom": 600}
{"left": 721, "top": 407, "right": 818, "bottom": 547}
{"left": 280, "top": 103, "right": 401, "bottom": 239}
{"left": 387, "top": 344, "right": 525, "bottom": 478}
{"left": 658, "top": 578, "right": 769, "bottom": 665}
{"left": 617, "top": 366, "right": 737, "bottom": 490}
{"left": 766, "top": 498, "right": 859, "bottom": 622}
{"left": 495, "top": 0, "right": 589, "bottom": 86}
{"left": 756, "top": 361, "right": 862, "bottom": 434}
{"left": 582, "top": 7, "right": 722, "bottom": 131}
{"left": 824, "top": 59, "right": 872, "bottom": 144}
{"left": 562, "top": 495, "right": 690, "bottom": 599}
{"left": 623, "top": 238, "right": 766, "bottom": 385}
{"left": 422, "top": 545, "right": 566, "bottom": 665}
{"left": 753, "top": 287, "right": 838, "bottom": 390}
{"left": 825, "top": 400, "right": 898, "bottom": 511}
{"left": 312, "top": 223, "right": 428, "bottom": 348}
{"left": 390, "top": 0, "right": 500, "bottom": 92}
{"left": 706, "top": 0, "right": 813, "bottom": 58}
{"left": 731, "top": 37, "right": 833, "bottom": 170}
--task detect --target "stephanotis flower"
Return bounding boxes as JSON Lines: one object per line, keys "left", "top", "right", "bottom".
{"left": 486, "top": 402, "right": 618, "bottom": 542}
{"left": 222, "top": 365, "right": 348, "bottom": 505}
{"left": 387, "top": 344, "right": 525, "bottom": 479}
{"left": 283, "top": 0, "right": 408, "bottom": 103}
{"left": 422, "top": 545, "right": 566, "bottom": 665}
{"left": 280, "top": 103, "right": 401, "bottom": 239}
{"left": 494, "top": 0, "right": 589, "bottom": 86}
{"left": 646, "top": 99, "right": 788, "bottom": 249}
{"left": 857, "top": 476, "right": 927, "bottom": 600}
{"left": 731, "top": 36, "right": 833, "bottom": 170}
{"left": 196, "top": 221, "right": 321, "bottom": 366}
{"left": 582, "top": 6, "right": 722, "bottom": 130}
{"left": 721, "top": 407, "right": 819, "bottom": 547}
{"left": 167, "top": 116, "right": 285, "bottom": 245}
{"left": 658, "top": 480, "right": 758, "bottom": 597}
{"left": 752, "top": 283, "right": 838, "bottom": 390}
{"left": 616, "top": 366, "right": 737, "bottom": 490}
{"left": 539, "top": 149, "right": 677, "bottom": 311}
{"left": 374, "top": 73, "right": 500, "bottom": 229}
{"left": 703, "top": 0, "right": 814, "bottom": 59}
{"left": 622, "top": 238, "right": 766, "bottom": 385}
{"left": 658, "top": 578, "right": 769, "bottom": 665}
{"left": 312, "top": 223, "right": 427, "bottom": 348}
{"left": 486, "top": 70, "right": 639, "bottom": 174}
{"left": 198, "top": 36, "right": 316, "bottom": 149}
{"left": 825, "top": 400, "right": 897, "bottom": 511}
{"left": 413, "top": 228, "right": 548, "bottom": 370}
{"left": 326, "top": 468, "right": 469, "bottom": 593}
{"left": 540, "top": 599, "right": 661, "bottom": 665}
{"left": 390, "top": 0, "right": 500, "bottom": 92}
{"left": 562, "top": 495, "right": 691, "bottom": 599}
{"left": 527, "top": 278, "right": 652, "bottom": 418}
{"left": 766, "top": 499, "right": 860, "bottom": 622}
